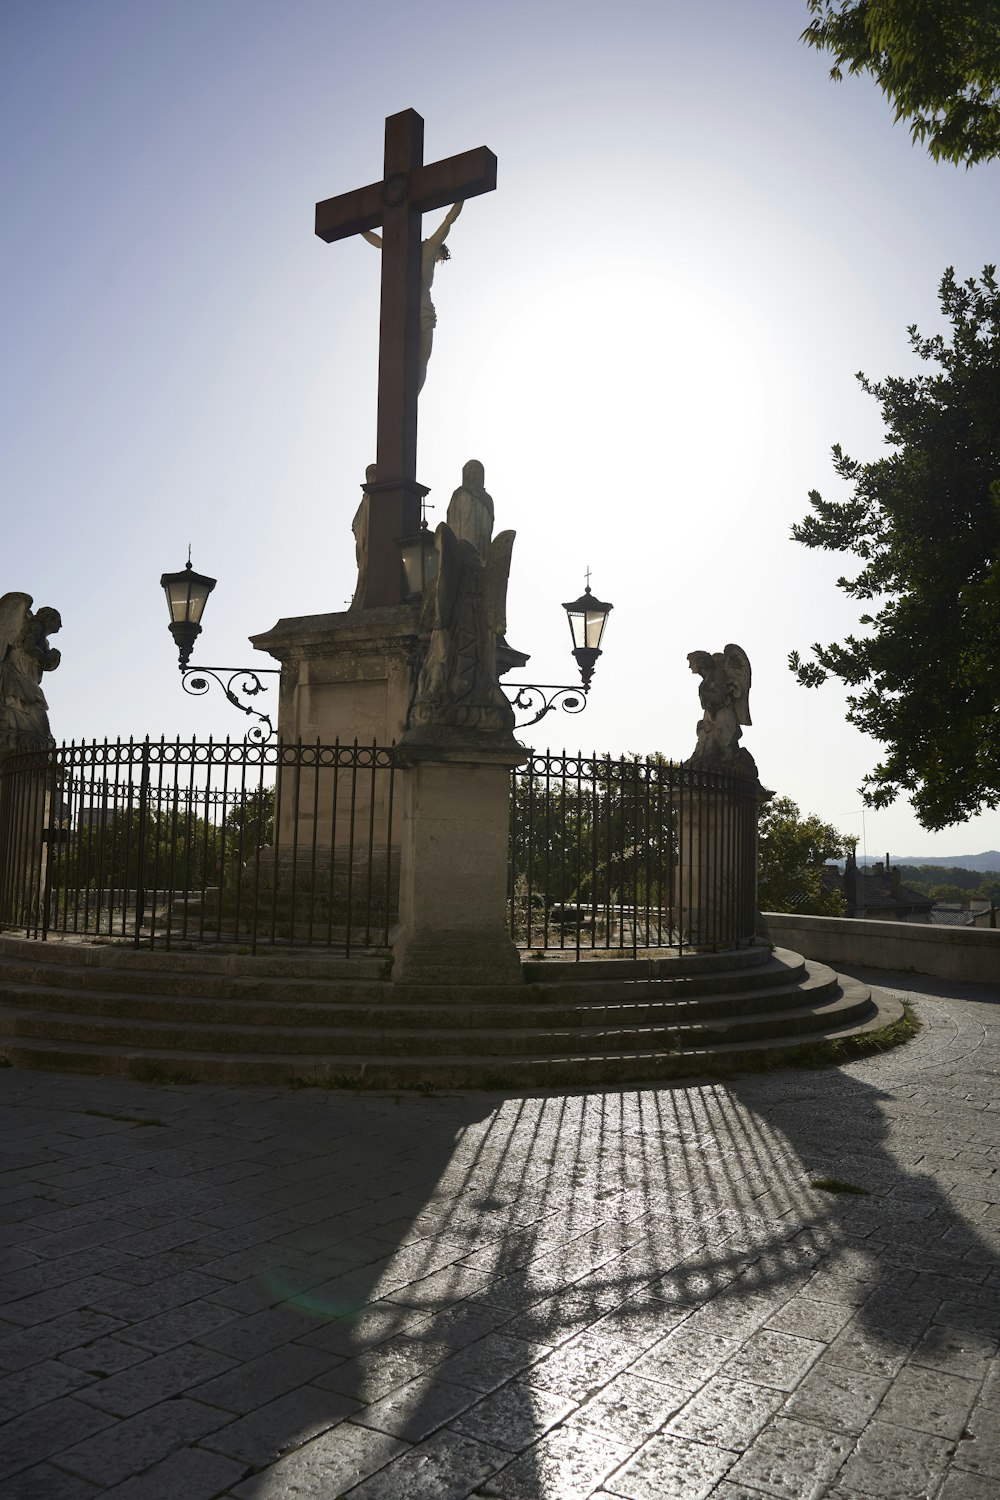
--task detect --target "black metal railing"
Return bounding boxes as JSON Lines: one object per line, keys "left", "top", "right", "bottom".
{"left": 509, "top": 751, "right": 760, "bottom": 956}
{"left": 0, "top": 739, "right": 397, "bottom": 954}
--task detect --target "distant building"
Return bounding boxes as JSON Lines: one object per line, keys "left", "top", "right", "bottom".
{"left": 822, "top": 853, "right": 935, "bottom": 922}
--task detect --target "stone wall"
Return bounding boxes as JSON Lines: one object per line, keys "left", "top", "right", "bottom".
{"left": 764, "top": 912, "right": 1000, "bottom": 986}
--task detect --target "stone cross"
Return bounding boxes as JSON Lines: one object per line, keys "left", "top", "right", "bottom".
{"left": 315, "top": 109, "right": 497, "bottom": 608}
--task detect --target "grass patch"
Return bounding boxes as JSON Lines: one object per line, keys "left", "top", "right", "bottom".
{"left": 84, "top": 1109, "right": 165, "bottom": 1127}
{"left": 810, "top": 1176, "right": 871, "bottom": 1196}
{"left": 793, "top": 1001, "right": 921, "bottom": 1070}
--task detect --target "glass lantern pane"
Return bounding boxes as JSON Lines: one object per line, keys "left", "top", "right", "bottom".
{"left": 584, "top": 612, "right": 605, "bottom": 649}
{"left": 164, "top": 581, "right": 190, "bottom": 622}
{"left": 186, "top": 582, "right": 211, "bottom": 624}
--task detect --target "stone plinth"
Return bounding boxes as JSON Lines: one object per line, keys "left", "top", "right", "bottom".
{"left": 251, "top": 605, "right": 420, "bottom": 854}
{"left": 251, "top": 604, "right": 421, "bottom": 748}
{"left": 391, "top": 742, "right": 526, "bottom": 985}
{"left": 0, "top": 758, "right": 55, "bottom": 932}
{"left": 675, "top": 779, "right": 763, "bottom": 948}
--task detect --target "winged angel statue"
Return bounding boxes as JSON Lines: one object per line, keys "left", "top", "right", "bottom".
{"left": 0, "top": 593, "right": 62, "bottom": 757}
{"left": 407, "top": 522, "right": 518, "bottom": 745}
{"left": 687, "top": 643, "right": 756, "bottom": 776}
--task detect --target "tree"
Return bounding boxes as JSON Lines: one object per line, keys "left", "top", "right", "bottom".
{"left": 802, "top": 1, "right": 1000, "bottom": 165}
{"left": 758, "top": 797, "right": 851, "bottom": 915}
{"left": 789, "top": 266, "right": 1000, "bottom": 830}
{"left": 928, "top": 883, "right": 969, "bottom": 905}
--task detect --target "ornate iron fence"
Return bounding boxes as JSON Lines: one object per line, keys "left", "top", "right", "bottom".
{"left": 1, "top": 739, "right": 761, "bottom": 962}
{"left": 0, "top": 739, "right": 397, "bottom": 954}
{"left": 509, "top": 751, "right": 760, "bottom": 956}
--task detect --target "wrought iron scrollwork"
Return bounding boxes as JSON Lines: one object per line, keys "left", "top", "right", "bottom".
{"left": 503, "top": 683, "right": 589, "bottom": 729}
{"left": 182, "top": 667, "right": 279, "bottom": 744}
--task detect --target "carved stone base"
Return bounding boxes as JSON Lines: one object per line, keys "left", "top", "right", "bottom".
{"left": 250, "top": 603, "right": 421, "bottom": 746}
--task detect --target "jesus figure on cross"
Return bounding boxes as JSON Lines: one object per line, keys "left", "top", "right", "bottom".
{"left": 361, "top": 201, "right": 463, "bottom": 393}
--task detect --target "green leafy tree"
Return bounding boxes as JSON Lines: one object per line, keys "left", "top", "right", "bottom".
{"left": 510, "top": 755, "right": 674, "bottom": 909}
{"left": 977, "top": 877, "right": 1000, "bottom": 901}
{"left": 790, "top": 267, "right": 1000, "bottom": 830}
{"left": 758, "top": 797, "right": 851, "bottom": 915}
{"left": 928, "top": 883, "right": 969, "bottom": 905}
{"left": 802, "top": 1, "right": 1000, "bottom": 165}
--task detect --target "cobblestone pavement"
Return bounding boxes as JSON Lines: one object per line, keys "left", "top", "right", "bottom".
{"left": 1, "top": 967, "right": 997, "bottom": 1500}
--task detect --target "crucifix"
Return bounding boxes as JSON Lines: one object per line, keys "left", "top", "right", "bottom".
{"left": 315, "top": 109, "right": 497, "bottom": 609}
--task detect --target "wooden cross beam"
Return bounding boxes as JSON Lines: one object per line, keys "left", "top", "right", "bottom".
{"left": 316, "top": 109, "right": 497, "bottom": 608}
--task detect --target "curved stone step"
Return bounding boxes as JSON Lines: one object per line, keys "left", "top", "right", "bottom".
{"left": 0, "top": 965, "right": 837, "bottom": 1034}
{"left": 0, "top": 978, "right": 865, "bottom": 1059}
{"left": 0, "top": 936, "right": 890, "bottom": 1088}
{"left": 0, "top": 983, "right": 897, "bottom": 1088}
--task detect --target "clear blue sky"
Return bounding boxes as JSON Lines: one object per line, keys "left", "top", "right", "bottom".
{"left": 3, "top": 0, "right": 998, "bottom": 858}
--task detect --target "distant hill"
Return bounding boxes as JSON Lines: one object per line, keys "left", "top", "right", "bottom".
{"left": 857, "top": 851, "right": 1000, "bottom": 873}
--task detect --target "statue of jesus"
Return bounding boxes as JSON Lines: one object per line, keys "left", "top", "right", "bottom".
{"left": 362, "top": 201, "right": 463, "bottom": 392}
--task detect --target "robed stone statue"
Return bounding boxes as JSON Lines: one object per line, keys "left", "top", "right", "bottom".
{"left": 445, "top": 459, "right": 494, "bottom": 562}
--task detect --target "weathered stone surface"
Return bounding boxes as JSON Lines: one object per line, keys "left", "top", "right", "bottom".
{"left": 729, "top": 1416, "right": 853, "bottom": 1499}
{"left": 483, "top": 1425, "right": 630, "bottom": 1498}
{"left": 783, "top": 1359, "right": 890, "bottom": 1433}
{"left": 59, "top": 1398, "right": 228, "bottom": 1487}
{"left": 606, "top": 1431, "right": 735, "bottom": 1500}
{"left": 451, "top": 1379, "right": 573, "bottom": 1449}
{"left": 201, "top": 1385, "right": 357, "bottom": 1466}
{"left": 352, "top": 1373, "right": 481, "bottom": 1441}
{"left": 566, "top": 1371, "right": 684, "bottom": 1444}
{"left": 0, "top": 1395, "right": 114, "bottom": 1484}
{"left": 667, "top": 1374, "right": 784, "bottom": 1449}
{"left": 765, "top": 1294, "right": 855, "bottom": 1342}
{"left": 721, "top": 1326, "right": 825, "bottom": 1390}
{"left": 910, "top": 1320, "right": 998, "bottom": 1375}
{"left": 876, "top": 1361, "right": 978, "bottom": 1439}
{"left": 229, "top": 1421, "right": 406, "bottom": 1498}
{"left": 2, "top": 965, "right": 999, "bottom": 1500}
{"left": 837, "top": 1420, "right": 955, "bottom": 1498}
{"left": 633, "top": 1323, "right": 741, "bottom": 1392}
{"left": 953, "top": 1400, "right": 1000, "bottom": 1479}
{"left": 348, "top": 1428, "right": 508, "bottom": 1499}
{"left": 86, "top": 1444, "right": 247, "bottom": 1500}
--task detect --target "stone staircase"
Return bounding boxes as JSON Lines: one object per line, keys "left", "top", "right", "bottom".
{"left": 0, "top": 935, "right": 899, "bottom": 1089}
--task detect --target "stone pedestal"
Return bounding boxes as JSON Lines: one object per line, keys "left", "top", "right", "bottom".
{"left": 251, "top": 605, "right": 421, "bottom": 859}
{"left": 251, "top": 603, "right": 422, "bottom": 748}
{"left": 391, "top": 743, "right": 526, "bottom": 984}
{"left": 675, "top": 780, "right": 763, "bottom": 948}
{"left": 0, "top": 758, "right": 54, "bottom": 932}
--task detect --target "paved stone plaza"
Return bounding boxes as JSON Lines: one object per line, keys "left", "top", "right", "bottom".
{"left": 0, "top": 966, "right": 997, "bottom": 1500}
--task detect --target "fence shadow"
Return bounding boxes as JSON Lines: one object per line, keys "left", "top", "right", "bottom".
{"left": 229, "top": 1010, "right": 997, "bottom": 1496}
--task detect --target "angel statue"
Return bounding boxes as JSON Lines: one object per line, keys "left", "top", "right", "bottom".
{"left": 0, "top": 593, "right": 63, "bottom": 758}
{"left": 686, "top": 643, "right": 757, "bottom": 776}
{"left": 405, "top": 521, "right": 519, "bottom": 746}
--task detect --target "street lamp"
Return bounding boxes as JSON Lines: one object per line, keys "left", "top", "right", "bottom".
{"left": 503, "top": 573, "right": 614, "bottom": 727}
{"left": 562, "top": 581, "right": 614, "bottom": 688}
{"left": 159, "top": 555, "right": 278, "bottom": 742}
{"left": 397, "top": 521, "right": 439, "bottom": 603}
{"left": 160, "top": 557, "right": 217, "bottom": 669}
